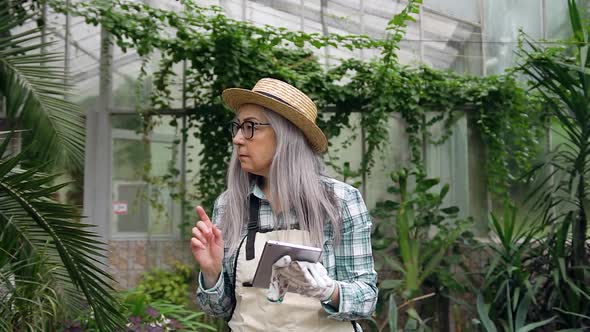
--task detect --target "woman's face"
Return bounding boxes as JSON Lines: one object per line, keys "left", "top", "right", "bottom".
{"left": 232, "top": 104, "right": 277, "bottom": 177}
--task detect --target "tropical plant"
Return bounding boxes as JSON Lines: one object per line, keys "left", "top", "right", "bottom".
{"left": 61, "top": 288, "right": 217, "bottom": 331}
{"left": 476, "top": 291, "right": 556, "bottom": 332}
{"left": 119, "top": 290, "right": 216, "bottom": 332}
{"left": 371, "top": 168, "right": 473, "bottom": 331}
{"left": 0, "top": 131, "right": 122, "bottom": 330}
{"left": 517, "top": 0, "right": 590, "bottom": 327}
{"left": 0, "top": 131, "right": 125, "bottom": 331}
{"left": 480, "top": 205, "right": 541, "bottom": 318}
{"left": 0, "top": 3, "right": 85, "bottom": 172}
{"left": 0, "top": 221, "right": 65, "bottom": 331}
{"left": 135, "top": 262, "right": 193, "bottom": 306}
{"left": 473, "top": 204, "right": 560, "bottom": 332}
{"left": 0, "top": 3, "right": 124, "bottom": 331}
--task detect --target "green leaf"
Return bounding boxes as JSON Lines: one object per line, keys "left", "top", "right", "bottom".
{"left": 407, "top": 308, "right": 421, "bottom": 321}
{"left": 383, "top": 254, "right": 406, "bottom": 274}
{"left": 477, "top": 293, "right": 498, "bottom": 332}
{"left": 515, "top": 316, "right": 556, "bottom": 332}
{"left": 416, "top": 178, "right": 439, "bottom": 192}
{"left": 439, "top": 184, "right": 449, "bottom": 199}
{"left": 380, "top": 279, "right": 403, "bottom": 290}
{"left": 293, "top": 38, "right": 304, "bottom": 48}
{"left": 0, "top": 8, "right": 85, "bottom": 172}
{"left": 553, "top": 307, "right": 590, "bottom": 321}
{"left": 440, "top": 206, "right": 459, "bottom": 214}
{"left": 514, "top": 293, "right": 530, "bottom": 330}
{"left": 389, "top": 295, "right": 398, "bottom": 332}
{"left": 310, "top": 40, "right": 323, "bottom": 48}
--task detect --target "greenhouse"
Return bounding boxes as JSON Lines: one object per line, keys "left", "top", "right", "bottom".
{"left": 1, "top": 0, "right": 588, "bottom": 331}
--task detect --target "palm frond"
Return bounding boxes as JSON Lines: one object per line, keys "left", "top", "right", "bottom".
{"left": 0, "top": 6, "right": 85, "bottom": 172}
{"left": 0, "top": 137, "right": 124, "bottom": 331}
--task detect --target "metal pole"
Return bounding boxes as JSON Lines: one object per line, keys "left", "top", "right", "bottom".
{"left": 480, "top": 0, "right": 487, "bottom": 76}
{"left": 360, "top": 0, "right": 365, "bottom": 60}
{"left": 540, "top": 0, "right": 555, "bottom": 220}
{"left": 419, "top": 4, "right": 428, "bottom": 167}
{"left": 41, "top": 3, "right": 48, "bottom": 53}
{"left": 360, "top": 0, "right": 366, "bottom": 198}
{"left": 541, "top": 0, "right": 547, "bottom": 40}
{"left": 320, "top": 0, "right": 330, "bottom": 67}
{"left": 83, "top": 26, "right": 113, "bottom": 266}
{"left": 478, "top": 0, "right": 491, "bottom": 219}
{"left": 180, "top": 60, "right": 188, "bottom": 236}
{"left": 64, "top": 0, "right": 71, "bottom": 93}
{"left": 419, "top": 4, "right": 424, "bottom": 62}
{"left": 300, "top": 0, "right": 304, "bottom": 31}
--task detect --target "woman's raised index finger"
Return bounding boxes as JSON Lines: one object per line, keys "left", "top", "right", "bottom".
{"left": 195, "top": 206, "right": 212, "bottom": 224}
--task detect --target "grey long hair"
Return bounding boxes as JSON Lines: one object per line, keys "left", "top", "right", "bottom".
{"left": 219, "top": 107, "right": 342, "bottom": 254}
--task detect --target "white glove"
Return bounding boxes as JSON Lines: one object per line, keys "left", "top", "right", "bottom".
{"left": 267, "top": 261, "right": 290, "bottom": 302}
{"left": 267, "top": 255, "right": 336, "bottom": 302}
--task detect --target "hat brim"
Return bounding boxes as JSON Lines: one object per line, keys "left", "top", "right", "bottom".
{"left": 222, "top": 88, "right": 328, "bottom": 153}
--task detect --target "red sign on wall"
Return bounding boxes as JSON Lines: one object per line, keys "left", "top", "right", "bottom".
{"left": 113, "top": 201, "right": 128, "bottom": 215}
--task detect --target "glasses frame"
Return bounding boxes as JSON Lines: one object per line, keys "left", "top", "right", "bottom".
{"left": 228, "top": 120, "right": 271, "bottom": 140}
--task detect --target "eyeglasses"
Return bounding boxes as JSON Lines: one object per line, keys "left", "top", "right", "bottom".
{"left": 228, "top": 120, "right": 271, "bottom": 139}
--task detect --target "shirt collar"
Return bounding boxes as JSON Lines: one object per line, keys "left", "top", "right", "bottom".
{"left": 249, "top": 181, "right": 266, "bottom": 200}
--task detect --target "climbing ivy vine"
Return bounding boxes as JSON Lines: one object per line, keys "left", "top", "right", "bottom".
{"left": 52, "top": 0, "right": 545, "bottom": 212}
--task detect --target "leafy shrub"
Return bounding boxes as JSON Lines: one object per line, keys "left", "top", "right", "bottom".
{"left": 371, "top": 168, "right": 475, "bottom": 330}
{"left": 135, "top": 262, "right": 193, "bottom": 305}
{"left": 60, "top": 289, "right": 216, "bottom": 331}
{"left": 120, "top": 290, "right": 215, "bottom": 331}
{"left": 56, "top": 262, "right": 218, "bottom": 331}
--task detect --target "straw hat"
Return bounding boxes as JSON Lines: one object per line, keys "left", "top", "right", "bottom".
{"left": 222, "top": 78, "right": 328, "bottom": 153}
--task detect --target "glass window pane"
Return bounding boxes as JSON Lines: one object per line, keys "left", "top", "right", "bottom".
{"left": 424, "top": 0, "right": 481, "bottom": 24}
{"left": 115, "top": 182, "right": 149, "bottom": 232}
{"left": 423, "top": 11, "right": 483, "bottom": 74}
{"left": 483, "top": 0, "right": 541, "bottom": 75}
{"left": 112, "top": 114, "right": 144, "bottom": 131}
{"left": 111, "top": 115, "right": 181, "bottom": 237}
{"left": 364, "top": 114, "right": 411, "bottom": 210}
{"left": 113, "top": 138, "right": 146, "bottom": 181}
{"left": 425, "top": 112, "right": 470, "bottom": 220}
{"left": 546, "top": 1, "right": 571, "bottom": 40}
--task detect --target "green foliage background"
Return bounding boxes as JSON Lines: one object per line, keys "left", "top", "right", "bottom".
{"left": 51, "top": 0, "right": 547, "bottom": 212}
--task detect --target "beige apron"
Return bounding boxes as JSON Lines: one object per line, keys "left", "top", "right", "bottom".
{"left": 228, "top": 228, "right": 358, "bottom": 332}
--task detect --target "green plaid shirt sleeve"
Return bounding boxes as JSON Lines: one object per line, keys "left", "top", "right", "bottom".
{"left": 322, "top": 180, "right": 378, "bottom": 320}
{"left": 195, "top": 196, "right": 235, "bottom": 318}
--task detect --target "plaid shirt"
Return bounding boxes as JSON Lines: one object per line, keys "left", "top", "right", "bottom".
{"left": 195, "top": 177, "right": 378, "bottom": 322}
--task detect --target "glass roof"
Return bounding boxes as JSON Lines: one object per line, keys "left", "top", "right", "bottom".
{"left": 14, "top": 0, "right": 571, "bottom": 102}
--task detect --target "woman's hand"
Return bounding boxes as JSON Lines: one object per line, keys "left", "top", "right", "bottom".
{"left": 190, "top": 206, "right": 224, "bottom": 288}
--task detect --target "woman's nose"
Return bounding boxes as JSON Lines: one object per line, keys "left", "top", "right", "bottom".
{"left": 232, "top": 129, "right": 246, "bottom": 145}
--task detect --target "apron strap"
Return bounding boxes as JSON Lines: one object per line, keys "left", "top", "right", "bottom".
{"left": 246, "top": 196, "right": 261, "bottom": 260}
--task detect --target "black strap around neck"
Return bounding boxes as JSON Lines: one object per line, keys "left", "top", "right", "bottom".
{"left": 245, "top": 196, "right": 261, "bottom": 260}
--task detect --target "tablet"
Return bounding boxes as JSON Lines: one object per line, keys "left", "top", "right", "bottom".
{"left": 251, "top": 240, "right": 322, "bottom": 288}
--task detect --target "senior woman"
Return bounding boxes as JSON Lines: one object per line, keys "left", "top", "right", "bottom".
{"left": 191, "top": 78, "right": 377, "bottom": 331}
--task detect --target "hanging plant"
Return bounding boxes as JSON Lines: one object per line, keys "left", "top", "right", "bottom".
{"left": 51, "top": 0, "right": 545, "bottom": 212}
